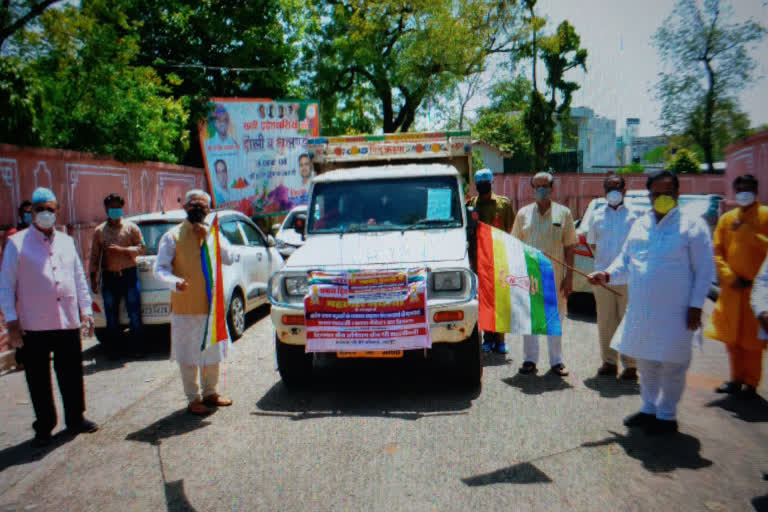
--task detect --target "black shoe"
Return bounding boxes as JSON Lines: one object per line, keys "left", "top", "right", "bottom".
{"left": 619, "top": 368, "right": 638, "bottom": 381}
{"left": 646, "top": 418, "right": 678, "bottom": 436}
{"left": 519, "top": 361, "right": 537, "bottom": 374}
{"left": 67, "top": 419, "right": 99, "bottom": 434}
{"left": 597, "top": 362, "right": 618, "bottom": 377}
{"left": 742, "top": 385, "right": 759, "bottom": 399}
{"left": 623, "top": 412, "right": 655, "bottom": 428}
{"left": 550, "top": 363, "right": 569, "bottom": 377}
{"left": 32, "top": 432, "right": 52, "bottom": 447}
{"left": 715, "top": 381, "right": 742, "bottom": 394}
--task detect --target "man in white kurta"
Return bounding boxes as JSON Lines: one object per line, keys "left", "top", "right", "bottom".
{"left": 589, "top": 170, "right": 715, "bottom": 435}
{"left": 750, "top": 255, "right": 768, "bottom": 363}
{"left": 154, "top": 190, "right": 235, "bottom": 415}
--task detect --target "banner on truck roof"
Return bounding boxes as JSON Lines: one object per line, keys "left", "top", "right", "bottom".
{"left": 304, "top": 269, "right": 431, "bottom": 353}
{"left": 307, "top": 131, "right": 472, "bottom": 165}
{"left": 199, "top": 98, "right": 321, "bottom": 215}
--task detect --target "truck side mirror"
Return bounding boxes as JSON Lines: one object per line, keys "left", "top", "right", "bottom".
{"left": 294, "top": 215, "right": 306, "bottom": 234}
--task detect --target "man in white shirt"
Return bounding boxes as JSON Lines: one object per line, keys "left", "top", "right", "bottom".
{"left": 586, "top": 175, "right": 640, "bottom": 380}
{"left": 589, "top": 170, "right": 715, "bottom": 435}
{"left": 750, "top": 254, "right": 768, "bottom": 372}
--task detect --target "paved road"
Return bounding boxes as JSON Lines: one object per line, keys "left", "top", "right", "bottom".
{"left": 0, "top": 302, "right": 766, "bottom": 511}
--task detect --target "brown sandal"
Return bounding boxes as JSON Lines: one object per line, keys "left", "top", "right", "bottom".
{"left": 187, "top": 399, "right": 213, "bottom": 415}
{"left": 203, "top": 393, "right": 233, "bottom": 407}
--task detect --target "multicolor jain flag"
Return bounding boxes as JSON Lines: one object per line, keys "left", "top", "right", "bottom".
{"left": 200, "top": 214, "right": 229, "bottom": 351}
{"left": 476, "top": 222, "right": 561, "bottom": 335}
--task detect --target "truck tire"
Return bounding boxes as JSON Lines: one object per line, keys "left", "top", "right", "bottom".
{"left": 275, "top": 336, "right": 312, "bottom": 388}
{"left": 454, "top": 327, "right": 482, "bottom": 387}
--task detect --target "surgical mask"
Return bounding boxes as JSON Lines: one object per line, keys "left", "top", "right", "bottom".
{"left": 108, "top": 208, "right": 123, "bottom": 220}
{"left": 476, "top": 182, "right": 492, "bottom": 195}
{"left": 35, "top": 210, "right": 56, "bottom": 229}
{"left": 187, "top": 206, "right": 206, "bottom": 224}
{"left": 735, "top": 191, "right": 756, "bottom": 207}
{"left": 535, "top": 186, "right": 551, "bottom": 201}
{"left": 653, "top": 195, "right": 676, "bottom": 215}
{"left": 22, "top": 212, "right": 32, "bottom": 225}
{"left": 606, "top": 190, "right": 623, "bottom": 206}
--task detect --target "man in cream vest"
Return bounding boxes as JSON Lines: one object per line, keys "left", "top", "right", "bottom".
{"left": 154, "top": 190, "right": 236, "bottom": 415}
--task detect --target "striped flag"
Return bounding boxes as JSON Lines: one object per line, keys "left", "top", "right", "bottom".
{"left": 200, "top": 214, "right": 229, "bottom": 351}
{"left": 477, "top": 222, "right": 561, "bottom": 335}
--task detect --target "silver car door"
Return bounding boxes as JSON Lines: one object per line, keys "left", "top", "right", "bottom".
{"left": 237, "top": 219, "right": 271, "bottom": 305}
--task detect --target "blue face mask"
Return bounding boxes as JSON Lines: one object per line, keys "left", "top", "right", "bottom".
{"left": 108, "top": 208, "right": 123, "bottom": 220}
{"left": 23, "top": 212, "right": 32, "bottom": 225}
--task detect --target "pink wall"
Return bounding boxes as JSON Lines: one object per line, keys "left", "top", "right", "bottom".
{"left": 484, "top": 173, "right": 729, "bottom": 220}
{"left": 725, "top": 129, "right": 768, "bottom": 206}
{"left": 0, "top": 144, "right": 206, "bottom": 357}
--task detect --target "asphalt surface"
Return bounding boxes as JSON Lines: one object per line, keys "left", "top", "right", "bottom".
{"left": 0, "top": 301, "right": 767, "bottom": 512}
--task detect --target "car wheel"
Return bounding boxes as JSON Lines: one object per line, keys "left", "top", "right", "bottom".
{"left": 453, "top": 326, "right": 482, "bottom": 388}
{"left": 227, "top": 291, "right": 246, "bottom": 340}
{"left": 275, "top": 336, "right": 312, "bottom": 388}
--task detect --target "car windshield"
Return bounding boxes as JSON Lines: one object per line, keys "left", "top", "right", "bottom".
{"left": 137, "top": 221, "right": 180, "bottom": 255}
{"left": 307, "top": 176, "right": 463, "bottom": 234}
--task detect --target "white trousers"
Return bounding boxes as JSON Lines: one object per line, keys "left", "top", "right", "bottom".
{"left": 523, "top": 335, "right": 563, "bottom": 367}
{"left": 637, "top": 358, "right": 690, "bottom": 421}
{"left": 179, "top": 363, "right": 220, "bottom": 403}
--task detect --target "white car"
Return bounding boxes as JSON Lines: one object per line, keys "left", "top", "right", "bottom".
{"left": 274, "top": 205, "right": 308, "bottom": 259}
{"left": 92, "top": 209, "right": 284, "bottom": 341}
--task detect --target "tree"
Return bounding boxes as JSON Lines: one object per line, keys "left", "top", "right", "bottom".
{"left": 0, "top": 0, "right": 61, "bottom": 48}
{"left": 471, "top": 76, "right": 531, "bottom": 155}
{"left": 303, "top": 0, "right": 524, "bottom": 135}
{"left": 8, "top": 1, "right": 190, "bottom": 162}
{"left": 653, "top": 0, "right": 765, "bottom": 172}
{"left": 0, "top": 57, "right": 43, "bottom": 145}
{"left": 618, "top": 163, "right": 646, "bottom": 174}
{"left": 668, "top": 148, "right": 701, "bottom": 174}
{"left": 519, "top": 0, "right": 587, "bottom": 171}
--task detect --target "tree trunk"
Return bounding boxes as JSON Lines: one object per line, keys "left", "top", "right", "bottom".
{"left": 703, "top": 59, "right": 716, "bottom": 173}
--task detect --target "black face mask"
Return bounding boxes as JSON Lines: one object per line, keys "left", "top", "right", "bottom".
{"left": 187, "top": 206, "right": 206, "bottom": 224}
{"left": 476, "top": 182, "right": 492, "bottom": 195}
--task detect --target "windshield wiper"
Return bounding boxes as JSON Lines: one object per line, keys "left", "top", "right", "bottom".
{"left": 401, "top": 218, "right": 457, "bottom": 234}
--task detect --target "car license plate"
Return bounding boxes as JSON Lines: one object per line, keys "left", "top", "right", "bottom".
{"left": 142, "top": 304, "right": 169, "bottom": 317}
{"left": 337, "top": 350, "right": 403, "bottom": 359}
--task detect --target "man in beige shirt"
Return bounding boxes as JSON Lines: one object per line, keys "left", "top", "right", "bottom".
{"left": 89, "top": 193, "right": 145, "bottom": 357}
{"left": 512, "top": 172, "right": 578, "bottom": 376}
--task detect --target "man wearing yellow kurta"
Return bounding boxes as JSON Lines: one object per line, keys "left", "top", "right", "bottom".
{"left": 705, "top": 174, "right": 768, "bottom": 397}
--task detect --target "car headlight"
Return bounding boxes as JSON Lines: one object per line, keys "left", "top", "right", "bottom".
{"left": 433, "top": 271, "right": 462, "bottom": 292}
{"left": 284, "top": 276, "right": 309, "bottom": 297}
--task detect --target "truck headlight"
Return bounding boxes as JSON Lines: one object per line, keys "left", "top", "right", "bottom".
{"left": 433, "top": 271, "right": 462, "bottom": 291}
{"left": 285, "top": 276, "right": 309, "bottom": 297}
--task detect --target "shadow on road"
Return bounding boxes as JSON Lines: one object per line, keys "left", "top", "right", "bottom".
{"left": 0, "top": 432, "right": 75, "bottom": 473}
{"left": 482, "top": 353, "right": 513, "bottom": 367}
{"left": 254, "top": 367, "right": 479, "bottom": 421}
{"left": 502, "top": 373, "right": 573, "bottom": 395}
{"left": 582, "top": 429, "right": 712, "bottom": 473}
{"left": 705, "top": 394, "right": 768, "bottom": 423}
{"left": 462, "top": 462, "right": 552, "bottom": 486}
{"left": 582, "top": 375, "right": 640, "bottom": 398}
{"left": 754, "top": 494, "right": 768, "bottom": 512}
{"left": 164, "top": 480, "right": 198, "bottom": 512}
{"left": 125, "top": 409, "right": 212, "bottom": 445}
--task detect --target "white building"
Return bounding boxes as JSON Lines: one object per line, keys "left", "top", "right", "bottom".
{"left": 571, "top": 107, "right": 618, "bottom": 173}
{"left": 472, "top": 140, "right": 510, "bottom": 175}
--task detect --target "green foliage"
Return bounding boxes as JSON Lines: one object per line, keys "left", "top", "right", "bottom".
{"left": 653, "top": 0, "right": 765, "bottom": 171}
{"left": 304, "top": 0, "right": 523, "bottom": 134}
{"left": 471, "top": 150, "right": 484, "bottom": 174}
{"left": 8, "top": 2, "right": 190, "bottom": 162}
{"left": 642, "top": 146, "right": 667, "bottom": 164}
{"left": 617, "top": 163, "right": 646, "bottom": 174}
{"left": 0, "top": 0, "right": 61, "bottom": 46}
{"left": 0, "top": 57, "right": 43, "bottom": 145}
{"left": 668, "top": 148, "right": 700, "bottom": 174}
{"left": 472, "top": 76, "right": 532, "bottom": 156}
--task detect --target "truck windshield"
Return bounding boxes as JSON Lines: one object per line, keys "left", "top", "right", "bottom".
{"left": 308, "top": 176, "right": 463, "bottom": 234}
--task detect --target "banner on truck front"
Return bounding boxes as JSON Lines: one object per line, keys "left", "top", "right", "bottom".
{"left": 304, "top": 269, "right": 431, "bottom": 353}
{"left": 199, "top": 98, "right": 321, "bottom": 215}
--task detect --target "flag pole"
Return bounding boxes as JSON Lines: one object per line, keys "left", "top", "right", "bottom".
{"left": 541, "top": 250, "right": 623, "bottom": 297}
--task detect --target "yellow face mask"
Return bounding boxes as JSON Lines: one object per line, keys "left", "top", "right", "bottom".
{"left": 653, "top": 195, "right": 676, "bottom": 214}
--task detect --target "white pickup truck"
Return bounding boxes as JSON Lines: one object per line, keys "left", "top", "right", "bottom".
{"left": 267, "top": 132, "right": 482, "bottom": 388}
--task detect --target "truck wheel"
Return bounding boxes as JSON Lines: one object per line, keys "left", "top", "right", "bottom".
{"left": 275, "top": 336, "right": 312, "bottom": 388}
{"left": 228, "top": 291, "right": 246, "bottom": 340}
{"left": 454, "top": 327, "right": 482, "bottom": 387}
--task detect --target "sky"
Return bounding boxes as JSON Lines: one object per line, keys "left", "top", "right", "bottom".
{"left": 465, "top": 0, "right": 768, "bottom": 137}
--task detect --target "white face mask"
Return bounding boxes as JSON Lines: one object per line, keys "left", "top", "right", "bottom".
{"left": 35, "top": 211, "right": 56, "bottom": 230}
{"left": 606, "top": 190, "right": 623, "bottom": 206}
{"left": 735, "top": 191, "right": 756, "bottom": 207}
